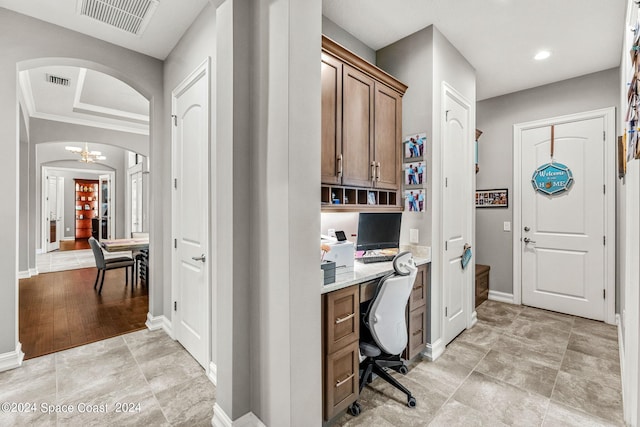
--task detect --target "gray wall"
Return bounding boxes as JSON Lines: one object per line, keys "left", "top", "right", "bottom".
{"left": 18, "top": 109, "right": 29, "bottom": 273}
{"left": 378, "top": 25, "right": 476, "bottom": 346}
{"left": 322, "top": 16, "right": 376, "bottom": 64}
{"left": 0, "top": 7, "right": 165, "bottom": 357}
{"left": 476, "top": 68, "right": 619, "bottom": 296}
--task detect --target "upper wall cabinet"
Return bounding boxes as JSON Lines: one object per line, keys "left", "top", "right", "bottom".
{"left": 321, "top": 36, "right": 407, "bottom": 211}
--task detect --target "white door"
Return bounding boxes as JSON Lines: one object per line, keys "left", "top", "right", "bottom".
{"left": 172, "top": 60, "right": 210, "bottom": 369}
{"left": 442, "top": 86, "right": 473, "bottom": 345}
{"left": 45, "top": 175, "right": 64, "bottom": 252}
{"left": 98, "top": 174, "right": 114, "bottom": 240}
{"left": 520, "top": 117, "right": 606, "bottom": 320}
{"left": 128, "top": 164, "right": 143, "bottom": 234}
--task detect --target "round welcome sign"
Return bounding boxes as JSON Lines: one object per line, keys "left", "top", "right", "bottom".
{"left": 531, "top": 162, "right": 574, "bottom": 195}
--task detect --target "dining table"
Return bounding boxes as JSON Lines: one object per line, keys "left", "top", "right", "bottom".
{"left": 100, "top": 237, "right": 149, "bottom": 252}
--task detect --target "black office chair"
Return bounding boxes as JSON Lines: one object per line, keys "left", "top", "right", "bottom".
{"left": 349, "top": 251, "right": 418, "bottom": 416}
{"left": 88, "top": 237, "right": 135, "bottom": 295}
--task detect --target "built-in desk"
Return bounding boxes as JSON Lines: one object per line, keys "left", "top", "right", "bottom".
{"left": 321, "top": 256, "right": 431, "bottom": 422}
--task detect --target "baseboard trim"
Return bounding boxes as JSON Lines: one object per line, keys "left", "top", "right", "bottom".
{"left": 208, "top": 361, "right": 217, "bottom": 386}
{"left": 0, "top": 342, "right": 25, "bottom": 373}
{"left": 422, "top": 338, "right": 445, "bottom": 361}
{"left": 29, "top": 268, "right": 38, "bottom": 277}
{"left": 212, "top": 403, "right": 265, "bottom": 427}
{"left": 145, "top": 313, "right": 174, "bottom": 339}
{"left": 18, "top": 270, "right": 31, "bottom": 279}
{"left": 488, "top": 290, "right": 515, "bottom": 304}
{"left": 470, "top": 310, "right": 478, "bottom": 327}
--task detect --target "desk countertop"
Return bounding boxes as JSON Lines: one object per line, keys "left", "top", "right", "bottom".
{"left": 321, "top": 255, "right": 430, "bottom": 294}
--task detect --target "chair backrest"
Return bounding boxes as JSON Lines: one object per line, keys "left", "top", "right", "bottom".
{"left": 88, "top": 237, "right": 106, "bottom": 269}
{"left": 131, "top": 232, "right": 149, "bottom": 239}
{"left": 366, "top": 253, "right": 418, "bottom": 355}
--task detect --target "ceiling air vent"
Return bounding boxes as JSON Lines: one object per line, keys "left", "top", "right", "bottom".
{"left": 78, "top": 0, "right": 159, "bottom": 36}
{"left": 46, "top": 74, "right": 70, "bottom": 87}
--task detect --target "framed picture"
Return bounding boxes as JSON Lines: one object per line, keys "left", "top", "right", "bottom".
{"left": 476, "top": 189, "right": 508, "bottom": 208}
{"left": 403, "top": 132, "right": 426, "bottom": 161}
{"left": 404, "top": 162, "right": 426, "bottom": 186}
{"left": 619, "top": 135, "right": 627, "bottom": 178}
{"left": 404, "top": 189, "right": 425, "bottom": 212}
{"left": 367, "top": 191, "right": 376, "bottom": 205}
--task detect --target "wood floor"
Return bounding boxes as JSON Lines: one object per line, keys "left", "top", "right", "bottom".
{"left": 59, "top": 238, "right": 90, "bottom": 251}
{"left": 19, "top": 267, "right": 148, "bottom": 360}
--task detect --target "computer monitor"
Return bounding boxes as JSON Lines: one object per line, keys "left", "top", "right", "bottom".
{"left": 356, "top": 212, "right": 402, "bottom": 251}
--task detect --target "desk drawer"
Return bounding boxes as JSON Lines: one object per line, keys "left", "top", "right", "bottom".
{"left": 409, "top": 264, "right": 429, "bottom": 310}
{"left": 324, "top": 340, "right": 359, "bottom": 420}
{"left": 325, "top": 286, "right": 359, "bottom": 354}
{"left": 406, "top": 308, "right": 427, "bottom": 360}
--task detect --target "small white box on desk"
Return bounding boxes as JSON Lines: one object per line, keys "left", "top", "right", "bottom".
{"left": 321, "top": 239, "right": 355, "bottom": 274}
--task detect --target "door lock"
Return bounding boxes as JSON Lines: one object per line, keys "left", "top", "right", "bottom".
{"left": 524, "top": 226, "right": 530, "bottom": 232}
{"left": 523, "top": 238, "right": 536, "bottom": 244}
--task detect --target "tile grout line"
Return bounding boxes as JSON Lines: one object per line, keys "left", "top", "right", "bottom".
{"left": 124, "top": 332, "right": 172, "bottom": 425}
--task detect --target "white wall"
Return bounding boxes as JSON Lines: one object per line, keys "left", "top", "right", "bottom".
{"left": 0, "top": 7, "right": 165, "bottom": 359}
{"left": 476, "top": 69, "right": 619, "bottom": 297}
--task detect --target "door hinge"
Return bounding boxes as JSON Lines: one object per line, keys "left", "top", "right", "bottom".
{"left": 174, "top": 301, "right": 177, "bottom": 311}
{"left": 445, "top": 177, "right": 448, "bottom": 187}
{"left": 174, "top": 178, "right": 177, "bottom": 189}
{"left": 603, "top": 131, "right": 606, "bottom": 141}
{"left": 174, "top": 238, "right": 177, "bottom": 249}
{"left": 603, "top": 185, "right": 606, "bottom": 194}
{"left": 603, "top": 236, "right": 606, "bottom": 246}
{"left": 445, "top": 307, "right": 448, "bottom": 317}
{"left": 603, "top": 289, "right": 606, "bottom": 299}
{"left": 445, "top": 241, "right": 448, "bottom": 251}
{"left": 172, "top": 114, "right": 177, "bottom": 126}
{"left": 446, "top": 110, "right": 450, "bottom": 120}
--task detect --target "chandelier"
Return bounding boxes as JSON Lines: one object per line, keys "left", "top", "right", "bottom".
{"left": 65, "top": 143, "right": 106, "bottom": 163}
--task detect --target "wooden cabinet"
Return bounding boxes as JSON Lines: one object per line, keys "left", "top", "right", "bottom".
{"left": 405, "top": 263, "right": 430, "bottom": 360}
{"left": 321, "top": 35, "right": 407, "bottom": 211}
{"left": 475, "top": 264, "right": 490, "bottom": 308}
{"left": 74, "top": 179, "right": 99, "bottom": 239}
{"left": 322, "top": 285, "right": 360, "bottom": 421}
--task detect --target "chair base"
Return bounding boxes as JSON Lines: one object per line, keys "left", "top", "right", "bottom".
{"left": 351, "top": 354, "right": 416, "bottom": 415}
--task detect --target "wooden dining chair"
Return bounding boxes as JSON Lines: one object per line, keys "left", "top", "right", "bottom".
{"left": 88, "top": 237, "right": 135, "bottom": 295}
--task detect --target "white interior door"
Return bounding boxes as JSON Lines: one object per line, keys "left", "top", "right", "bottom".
{"left": 45, "top": 175, "right": 64, "bottom": 252}
{"left": 520, "top": 117, "right": 606, "bottom": 320}
{"left": 98, "top": 174, "right": 114, "bottom": 240}
{"left": 172, "top": 60, "right": 210, "bottom": 369}
{"left": 128, "top": 164, "right": 143, "bottom": 234}
{"left": 442, "top": 86, "right": 472, "bottom": 345}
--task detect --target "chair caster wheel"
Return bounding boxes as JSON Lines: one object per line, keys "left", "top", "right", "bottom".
{"left": 399, "top": 365, "right": 408, "bottom": 375}
{"left": 348, "top": 402, "right": 361, "bottom": 416}
{"left": 407, "top": 396, "right": 416, "bottom": 408}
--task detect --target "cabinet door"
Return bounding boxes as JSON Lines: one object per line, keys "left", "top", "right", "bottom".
{"left": 321, "top": 53, "right": 343, "bottom": 185}
{"left": 406, "top": 308, "right": 427, "bottom": 360}
{"left": 324, "top": 340, "right": 359, "bottom": 420}
{"left": 374, "top": 82, "right": 402, "bottom": 191}
{"left": 342, "top": 64, "right": 375, "bottom": 188}
{"left": 409, "top": 263, "right": 429, "bottom": 311}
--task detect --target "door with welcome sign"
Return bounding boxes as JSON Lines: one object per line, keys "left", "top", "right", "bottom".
{"left": 520, "top": 117, "right": 605, "bottom": 320}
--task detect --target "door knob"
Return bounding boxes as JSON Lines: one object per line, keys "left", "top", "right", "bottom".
{"left": 523, "top": 238, "right": 536, "bottom": 244}
{"left": 192, "top": 254, "right": 206, "bottom": 263}
{"left": 524, "top": 226, "right": 530, "bottom": 232}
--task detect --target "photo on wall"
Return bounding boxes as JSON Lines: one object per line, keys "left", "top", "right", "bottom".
{"left": 404, "top": 189, "right": 426, "bottom": 212}
{"left": 403, "top": 132, "right": 426, "bottom": 161}
{"left": 475, "top": 189, "right": 508, "bottom": 208}
{"left": 404, "top": 162, "right": 426, "bottom": 186}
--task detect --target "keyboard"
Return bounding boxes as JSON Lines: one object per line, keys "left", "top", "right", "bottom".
{"left": 360, "top": 255, "right": 395, "bottom": 264}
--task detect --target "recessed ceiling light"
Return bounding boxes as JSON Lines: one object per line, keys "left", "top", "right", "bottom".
{"left": 534, "top": 51, "right": 551, "bottom": 60}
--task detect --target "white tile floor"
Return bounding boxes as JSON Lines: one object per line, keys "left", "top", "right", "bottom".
{"left": 37, "top": 249, "right": 133, "bottom": 273}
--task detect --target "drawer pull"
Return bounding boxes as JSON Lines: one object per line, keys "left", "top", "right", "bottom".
{"left": 335, "top": 313, "right": 355, "bottom": 324}
{"left": 335, "top": 373, "right": 354, "bottom": 388}
{"left": 412, "top": 329, "right": 423, "bottom": 336}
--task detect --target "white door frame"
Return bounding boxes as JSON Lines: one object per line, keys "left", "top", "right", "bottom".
{"left": 512, "top": 107, "right": 616, "bottom": 324}
{"left": 41, "top": 173, "right": 64, "bottom": 252}
{"left": 440, "top": 82, "right": 475, "bottom": 343}
{"left": 125, "top": 162, "right": 144, "bottom": 237}
{"left": 171, "top": 58, "right": 212, "bottom": 372}
{"left": 98, "top": 173, "right": 116, "bottom": 241}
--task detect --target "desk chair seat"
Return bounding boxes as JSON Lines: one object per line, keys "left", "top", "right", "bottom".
{"left": 88, "top": 237, "right": 135, "bottom": 295}
{"left": 350, "top": 252, "right": 418, "bottom": 417}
